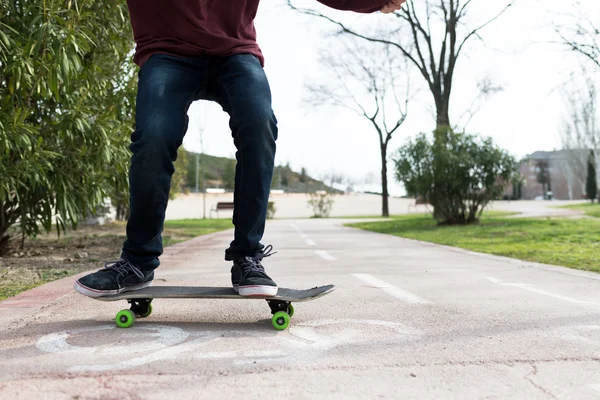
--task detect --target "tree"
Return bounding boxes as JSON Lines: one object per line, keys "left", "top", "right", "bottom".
{"left": 289, "top": 0, "right": 515, "bottom": 219}
{"left": 289, "top": 0, "right": 514, "bottom": 135}
{"left": 395, "top": 131, "right": 517, "bottom": 224}
{"left": 281, "top": 162, "right": 291, "bottom": 187}
{"left": 536, "top": 159, "right": 551, "bottom": 199}
{"left": 299, "top": 167, "right": 308, "bottom": 183}
{"left": 170, "top": 147, "right": 190, "bottom": 199}
{"left": 556, "top": 1, "right": 600, "bottom": 70}
{"left": 558, "top": 72, "right": 598, "bottom": 199}
{"left": 586, "top": 150, "right": 597, "bottom": 202}
{"left": 307, "top": 39, "right": 408, "bottom": 216}
{"left": 0, "top": 2, "right": 135, "bottom": 254}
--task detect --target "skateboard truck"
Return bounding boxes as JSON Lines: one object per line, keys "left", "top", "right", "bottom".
{"left": 267, "top": 300, "right": 295, "bottom": 330}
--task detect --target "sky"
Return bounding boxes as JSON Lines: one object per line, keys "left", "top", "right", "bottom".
{"left": 182, "top": 0, "right": 600, "bottom": 196}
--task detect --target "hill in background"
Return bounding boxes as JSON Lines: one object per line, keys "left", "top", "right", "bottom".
{"left": 181, "top": 150, "right": 340, "bottom": 193}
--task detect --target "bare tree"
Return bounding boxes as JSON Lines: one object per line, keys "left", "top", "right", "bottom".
{"left": 556, "top": 1, "right": 600, "bottom": 70}
{"left": 289, "top": 0, "right": 515, "bottom": 219}
{"left": 308, "top": 39, "right": 409, "bottom": 217}
{"left": 289, "top": 0, "right": 515, "bottom": 139}
{"left": 321, "top": 170, "right": 345, "bottom": 192}
{"left": 559, "top": 71, "right": 599, "bottom": 198}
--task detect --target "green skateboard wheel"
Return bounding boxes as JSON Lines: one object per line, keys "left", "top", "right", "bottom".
{"left": 138, "top": 303, "right": 153, "bottom": 318}
{"left": 116, "top": 309, "right": 135, "bottom": 328}
{"left": 272, "top": 311, "right": 290, "bottom": 331}
{"left": 287, "top": 304, "right": 295, "bottom": 318}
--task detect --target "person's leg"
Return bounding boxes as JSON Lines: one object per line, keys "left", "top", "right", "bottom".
{"left": 122, "top": 55, "right": 203, "bottom": 270}
{"left": 74, "top": 54, "right": 203, "bottom": 297}
{"left": 208, "top": 54, "right": 278, "bottom": 296}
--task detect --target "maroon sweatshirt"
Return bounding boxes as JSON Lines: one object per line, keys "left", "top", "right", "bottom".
{"left": 126, "top": 0, "right": 388, "bottom": 67}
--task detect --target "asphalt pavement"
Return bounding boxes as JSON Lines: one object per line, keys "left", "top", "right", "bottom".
{"left": 0, "top": 219, "right": 599, "bottom": 399}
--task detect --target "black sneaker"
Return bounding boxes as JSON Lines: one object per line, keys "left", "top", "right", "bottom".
{"left": 74, "top": 259, "right": 153, "bottom": 298}
{"left": 232, "top": 245, "right": 278, "bottom": 297}
{"left": 231, "top": 264, "right": 242, "bottom": 292}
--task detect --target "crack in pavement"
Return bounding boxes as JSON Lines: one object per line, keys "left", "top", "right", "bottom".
{"left": 524, "top": 363, "right": 559, "bottom": 400}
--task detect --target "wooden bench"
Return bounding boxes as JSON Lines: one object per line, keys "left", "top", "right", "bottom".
{"left": 210, "top": 201, "right": 275, "bottom": 218}
{"left": 210, "top": 202, "right": 235, "bottom": 218}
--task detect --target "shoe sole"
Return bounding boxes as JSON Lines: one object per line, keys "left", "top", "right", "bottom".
{"left": 238, "top": 285, "right": 278, "bottom": 297}
{"left": 73, "top": 280, "right": 153, "bottom": 298}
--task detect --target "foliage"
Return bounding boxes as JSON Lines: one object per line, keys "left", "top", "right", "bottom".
{"left": 586, "top": 150, "right": 597, "bottom": 203}
{"left": 299, "top": 167, "right": 307, "bottom": 183}
{"left": 266, "top": 201, "right": 276, "bottom": 219}
{"left": 0, "top": 1, "right": 136, "bottom": 254}
{"left": 307, "top": 191, "right": 334, "bottom": 218}
{"left": 170, "top": 147, "right": 190, "bottom": 199}
{"left": 395, "top": 131, "right": 517, "bottom": 224}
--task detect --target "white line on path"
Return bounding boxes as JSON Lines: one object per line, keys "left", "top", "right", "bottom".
{"left": 292, "top": 223, "right": 317, "bottom": 247}
{"left": 590, "top": 384, "right": 600, "bottom": 393}
{"left": 353, "top": 273, "right": 431, "bottom": 304}
{"left": 315, "top": 250, "right": 337, "bottom": 261}
{"left": 487, "top": 277, "right": 600, "bottom": 307}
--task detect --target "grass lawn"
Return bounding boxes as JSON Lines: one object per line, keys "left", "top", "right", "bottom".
{"left": 163, "top": 219, "right": 233, "bottom": 246}
{"left": 556, "top": 202, "right": 600, "bottom": 218}
{"left": 348, "top": 214, "right": 600, "bottom": 273}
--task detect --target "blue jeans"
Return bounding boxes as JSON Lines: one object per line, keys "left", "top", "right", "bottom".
{"left": 121, "top": 53, "right": 278, "bottom": 270}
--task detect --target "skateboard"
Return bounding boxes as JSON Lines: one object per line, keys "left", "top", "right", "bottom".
{"left": 93, "top": 285, "right": 336, "bottom": 330}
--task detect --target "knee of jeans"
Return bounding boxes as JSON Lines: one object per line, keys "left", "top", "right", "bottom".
{"left": 131, "top": 119, "right": 183, "bottom": 160}
{"left": 236, "top": 112, "right": 278, "bottom": 145}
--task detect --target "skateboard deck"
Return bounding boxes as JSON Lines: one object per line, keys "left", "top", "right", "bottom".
{"left": 91, "top": 285, "right": 335, "bottom": 331}
{"left": 95, "top": 285, "right": 335, "bottom": 302}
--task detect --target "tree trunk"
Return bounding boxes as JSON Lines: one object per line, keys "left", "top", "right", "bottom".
{"left": 435, "top": 104, "right": 451, "bottom": 143}
{"left": 380, "top": 144, "right": 389, "bottom": 217}
{"left": 431, "top": 100, "right": 452, "bottom": 222}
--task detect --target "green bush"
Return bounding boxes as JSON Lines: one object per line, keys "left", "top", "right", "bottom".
{"left": 395, "top": 131, "right": 517, "bottom": 224}
{"left": 0, "top": 2, "right": 135, "bottom": 253}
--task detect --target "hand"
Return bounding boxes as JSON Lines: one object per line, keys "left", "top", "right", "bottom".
{"left": 381, "top": 0, "right": 406, "bottom": 14}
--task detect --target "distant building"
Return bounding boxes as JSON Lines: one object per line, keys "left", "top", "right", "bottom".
{"left": 504, "top": 150, "right": 593, "bottom": 200}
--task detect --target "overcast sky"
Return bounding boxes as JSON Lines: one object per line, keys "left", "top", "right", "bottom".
{"left": 182, "top": 0, "right": 600, "bottom": 196}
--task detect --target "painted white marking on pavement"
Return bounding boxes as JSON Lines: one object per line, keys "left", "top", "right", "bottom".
{"left": 315, "top": 250, "right": 337, "bottom": 261}
{"left": 590, "top": 384, "right": 600, "bottom": 393}
{"left": 69, "top": 334, "right": 217, "bottom": 372}
{"left": 353, "top": 273, "right": 431, "bottom": 304}
{"left": 486, "top": 277, "right": 600, "bottom": 307}
{"left": 299, "top": 233, "right": 308, "bottom": 238}
{"left": 36, "top": 324, "right": 189, "bottom": 356}
{"left": 41, "top": 319, "right": 421, "bottom": 371}
{"left": 305, "top": 238, "right": 316, "bottom": 246}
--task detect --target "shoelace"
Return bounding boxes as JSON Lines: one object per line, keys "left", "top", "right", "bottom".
{"left": 104, "top": 259, "right": 144, "bottom": 279}
{"left": 239, "top": 245, "right": 277, "bottom": 272}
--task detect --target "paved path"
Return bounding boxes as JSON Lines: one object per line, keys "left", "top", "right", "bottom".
{"left": 1, "top": 219, "right": 599, "bottom": 399}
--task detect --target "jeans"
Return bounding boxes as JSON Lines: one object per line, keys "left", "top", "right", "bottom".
{"left": 121, "top": 53, "right": 278, "bottom": 270}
